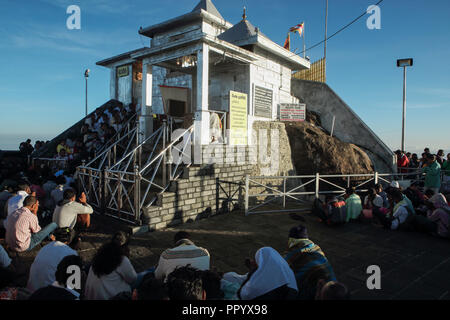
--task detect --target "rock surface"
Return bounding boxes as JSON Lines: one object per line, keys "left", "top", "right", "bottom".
{"left": 284, "top": 120, "right": 374, "bottom": 175}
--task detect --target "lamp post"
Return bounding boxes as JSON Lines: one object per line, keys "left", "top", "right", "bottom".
{"left": 84, "top": 69, "right": 90, "bottom": 117}
{"left": 396, "top": 58, "right": 413, "bottom": 152}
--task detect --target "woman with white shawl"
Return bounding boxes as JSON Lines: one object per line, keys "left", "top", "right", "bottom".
{"left": 237, "top": 247, "right": 298, "bottom": 300}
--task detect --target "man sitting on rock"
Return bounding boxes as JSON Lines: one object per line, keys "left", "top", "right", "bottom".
{"left": 155, "top": 231, "right": 210, "bottom": 281}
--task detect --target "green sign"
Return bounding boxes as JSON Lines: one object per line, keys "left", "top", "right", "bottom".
{"left": 117, "top": 65, "right": 129, "bottom": 77}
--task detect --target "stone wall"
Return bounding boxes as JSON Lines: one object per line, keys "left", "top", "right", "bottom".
{"left": 141, "top": 120, "right": 299, "bottom": 231}
{"left": 142, "top": 145, "right": 254, "bottom": 231}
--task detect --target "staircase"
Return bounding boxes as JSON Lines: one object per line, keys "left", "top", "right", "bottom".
{"left": 77, "top": 118, "right": 195, "bottom": 226}
{"left": 33, "top": 99, "right": 124, "bottom": 160}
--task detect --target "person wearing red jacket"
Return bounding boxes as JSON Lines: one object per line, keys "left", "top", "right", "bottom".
{"left": 395, "top": 150, "right": 410, "bottom": 173}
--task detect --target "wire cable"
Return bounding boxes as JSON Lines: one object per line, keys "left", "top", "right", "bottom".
{"left": 292, "top": 0, "right": 385, "bottom": 58}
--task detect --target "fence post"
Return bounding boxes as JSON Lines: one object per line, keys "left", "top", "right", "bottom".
{"left": 245, "top": 175, "right": 249, "bottom": 216}
{"left": 238, "top": 181, "right": 243, "bottom": 211}
{"left": 88, "top": 169, "right": 93, "bottom": 202}
{"left": 102, "top": 166, "right": 108, "bottom": 215}
{"left": 134, "top": 165, "right": 141, "bottom": 225}
{"left": 283, "top": 177, "right": 286, "bottom": 208}
{"left": 315, "top": 173, "right": 320, "bottom": 199}
{"left": 117, "top": 173, "right": 122, "bottom": 216}
{"left": 216, "top": 178, "right": 220, "bottom": 215}
{"left": 162, "top": 120, "right": 167, "bottom": 188}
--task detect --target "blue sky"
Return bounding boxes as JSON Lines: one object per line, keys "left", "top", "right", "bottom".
{"left": 0, "top": 0, "right": 449, "bottom": 155}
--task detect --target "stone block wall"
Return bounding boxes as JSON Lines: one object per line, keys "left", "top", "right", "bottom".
{"left": 142, "top": 146, "right": 254, "bottom": 231}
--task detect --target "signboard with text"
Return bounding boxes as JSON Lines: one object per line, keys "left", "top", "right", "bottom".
{"left": 117, "top": 65, "right": 130, "bottom": 78}
{"left": 278, "top": 103, "right": 306, "bottom": 121}
{"left": 229, "top": 91, "right": 248, "bottom": 145}
{"left": 254, "top": 85, "right": 273, "bottom": 118}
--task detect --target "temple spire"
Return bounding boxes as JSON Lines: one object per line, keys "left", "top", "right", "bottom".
{"left": 242, "top": 6, "right": 247, "bottom": 20}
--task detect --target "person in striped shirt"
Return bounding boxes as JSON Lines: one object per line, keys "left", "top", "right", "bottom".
{"left": 154, "top": 231, "right": 210, "bottom": 281}
{"left": 5, "top": 196, "right": 58, "bottom": 253}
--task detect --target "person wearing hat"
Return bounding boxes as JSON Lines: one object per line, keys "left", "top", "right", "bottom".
{"left": 422, "top": 154, "right": 442, "bottom": 194}
{"left": 284, "top": 225, "right": 336, "bottom": 300}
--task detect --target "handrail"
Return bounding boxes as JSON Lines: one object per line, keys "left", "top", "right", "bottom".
{"left": 84, "top": 127, "right": 137, "bottom": 168}
{"left": 139, "top": 125, "right": 194, "bottom": 174}
{"left": 109, "top": 127, "right": 163, "bottom": 170}
{"left": 96, "top": 113, "right": 137, "bottom": 154}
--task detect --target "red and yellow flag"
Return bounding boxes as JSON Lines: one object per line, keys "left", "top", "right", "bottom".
{"left": 290, "top": 22, "right": 304, "bottom": 37}
{"left": 283, "top": 33, "right": 290, "bottom": 50}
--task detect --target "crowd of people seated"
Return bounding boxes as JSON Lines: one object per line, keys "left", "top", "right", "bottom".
{"left": 0, "top": 146, "right": 448, "bottom": 301}
{"left": 0, "top": 158, "right": 350, "bottom": 300}
{"left": 0, "top": 223, "right": 349, "bottom": 300}
{"left": 313, "top": 177, "right": 450, "bottom": 239}
{"left": 52, "top": 102, "right": 137, "bottom": 168}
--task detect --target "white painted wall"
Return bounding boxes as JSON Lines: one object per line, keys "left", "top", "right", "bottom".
{"left": 117, "top": 64, "right": 132, "bottom": 105}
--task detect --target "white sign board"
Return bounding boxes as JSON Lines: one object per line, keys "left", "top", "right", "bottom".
{"left": 278, "top": 103, "right": 306, "bottom": 121}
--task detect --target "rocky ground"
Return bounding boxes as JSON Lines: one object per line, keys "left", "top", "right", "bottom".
{"left": 6, "top": 208, "right": 450, "bottom": 300}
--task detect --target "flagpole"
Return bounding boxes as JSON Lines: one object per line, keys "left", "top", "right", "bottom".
{"left": 303, "top": 23, "right": 306, "bottom": 58}
{"left": 324, "top": 0, "right": 328, "bottom": 60}
{"left": 324, "top": 0, "right": 328, "bottom": 80}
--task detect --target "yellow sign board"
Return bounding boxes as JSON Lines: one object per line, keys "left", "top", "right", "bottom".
{"left": 229, "top": 91, "right": 248, "bottom": 145}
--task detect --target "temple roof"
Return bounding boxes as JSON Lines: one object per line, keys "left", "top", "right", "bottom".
{"left": 218, "top": 19, "right": 266, "bottom": 45}
{"left": 192, "top": 0, "right": 224, "bottom": 20}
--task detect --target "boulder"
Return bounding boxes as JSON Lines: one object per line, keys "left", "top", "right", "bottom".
{"left": 284, "top": 121, "right": 374, "bottom": 175}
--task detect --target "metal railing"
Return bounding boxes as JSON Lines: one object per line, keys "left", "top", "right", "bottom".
{"left": 244, "top": 169, "right": 434, "bottom": 215}
{"left": 77, "top": 121, "right": 195, "bottom": 224}
{"left": 32, "top": 157, "right": 69, "bottom": 171}
{"left": 95, "top": 113, "right": 137, "bottom": 155}
{"left": 216, "top": 178, "right": 243, "bottom": 214}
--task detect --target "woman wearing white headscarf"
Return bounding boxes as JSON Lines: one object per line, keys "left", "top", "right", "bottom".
{"left": 237, "top": 247, "right": 298, "bottom": 300}
{"left": 427, "top": 193, "right": 450, "bottom": 238}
